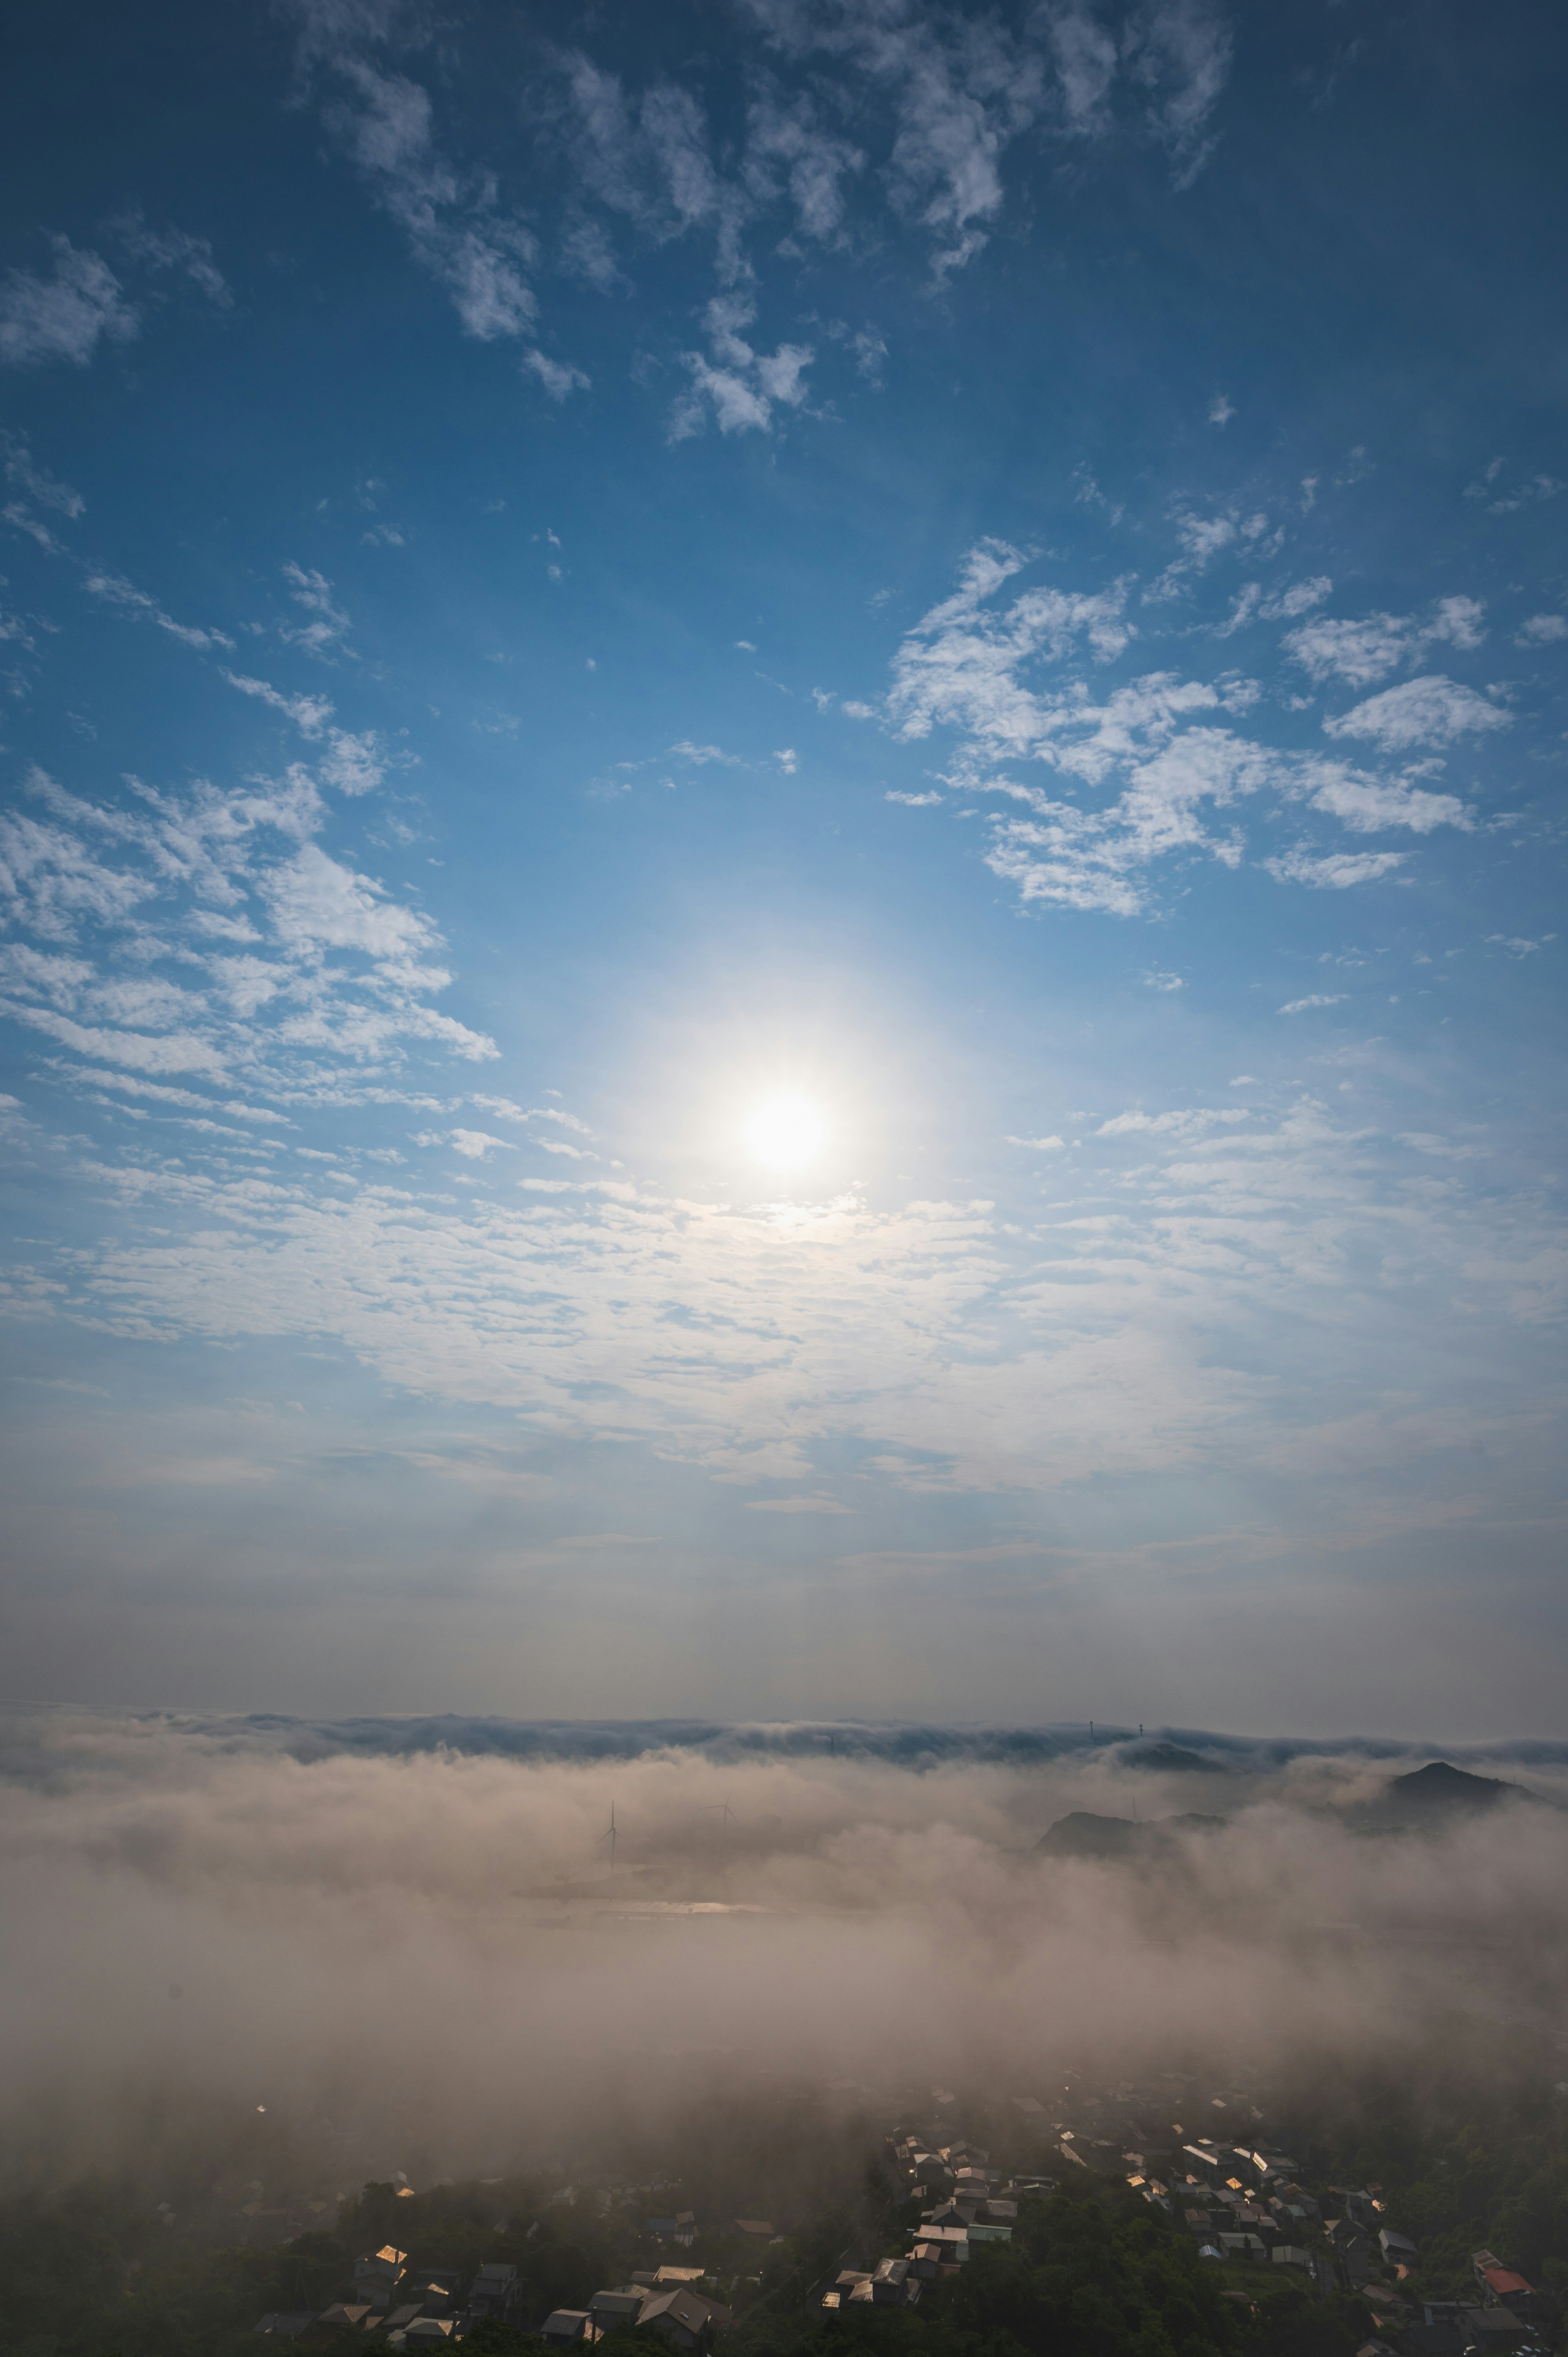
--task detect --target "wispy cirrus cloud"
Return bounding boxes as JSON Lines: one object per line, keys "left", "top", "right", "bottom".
{"left": 0, "top": 239, "right": 138, "bottom": 369}
{"left": 284, "top": 2, "right": 541, "bottom": 343}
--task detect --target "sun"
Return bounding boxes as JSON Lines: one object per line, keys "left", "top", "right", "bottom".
{"left": 744, "top": 1091, "right": 828, "bottom": 1174}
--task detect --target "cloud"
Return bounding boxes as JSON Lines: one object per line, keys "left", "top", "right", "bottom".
{"left": 318, "top": 729, "right": 388, "bottom": 796}
{"left": 669, "top": 740, "right": 744, "bottom": 767}
{"left": 745, "top": 91, "right": 866, "bottom": 241}
{"left": 744, "top": 1491, "right": 854, "bottom": 1512}
{"left": 1207, "top": 392, "right": 1234, "bottom": 426}
{"left": 0, "top": 762, "right": 497, "bottom": 1101}
{"left": 224, "top": 671, "right": 336, "bottom": 736}
{"left": 1299, "top": 760, "right": 1470, "bottom": 834}
{"left": 1286, "top": 596, "right": 1487, "bottom": 687}
{"left": 1321, "top": 676, "right": 1509, "bottom": 751}
{"left": 1266, "top": 849, "right": 1407, "bottom": 889}
{"left": 4, "top": 1708, "right": 1566, "bottom": 2203}
{"left": 888, "top": 540, "right": 1134, "bottom": 751}
{"left": 1516, "top": 613, "right": 1567, "bottom": 647}
{"left": 1096, "top": 1106, "right": 1247, "bottom": 1137}
{"left": 448, "top": 1128, "right": 512, "bottom": 1160}
{"left": 0, "top": 238, "right": 139, "bottom": 368}
{"left": 670, "top": 294, "right": 813, "bottom": 440}
{"left": 84, "top": 571, "right": 235, "bottom": 654}
{"left": 1004, "top": 1133, "right": 1065, "bottom": 1151}
{"left": 886, "top": 789, "right": 943, "bottom": 806}
{"left": 1, "top": 433, "right": 85, "bottom": 517}
{"left": 280, "top": 562, "right": 351, "bottom": 658}
{"left": 1278, "top": 992, "right": 1348, "bottom": 1012}
{"left": 283, "top": 9, "right": 538, "bottom": 341}
{"left": 1216, "top": 577, "right": 1331, "bottom": 637}
{"left": 523, "top": 349, "right": 591, "bottom": 400}
{"left": 114, "top": 214, "right": 231, "bottom": 305}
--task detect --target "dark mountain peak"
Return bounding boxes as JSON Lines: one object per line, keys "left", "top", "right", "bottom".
{"left": 1385, "top": 1760, "right": 1534, "bottom": 1809}
{"left": 1118, "top": 1741, "right": 1227, "bottom": 1774}
{"left": 1036, "top": 1810, "right": 1227, "bottom": 1860}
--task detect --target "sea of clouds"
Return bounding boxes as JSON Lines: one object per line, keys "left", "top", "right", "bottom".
{"left": 2, "top": 1711, "right": 1564, "bottom": 2189}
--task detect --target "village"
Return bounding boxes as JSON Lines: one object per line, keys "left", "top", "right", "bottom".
{"left": 246, "top": 2077, "right": 1562, "bottom": 2357}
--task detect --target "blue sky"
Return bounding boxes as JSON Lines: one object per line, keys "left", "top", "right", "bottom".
{"left": 1, "top": 0, "right": 1564, "bottom": 1730}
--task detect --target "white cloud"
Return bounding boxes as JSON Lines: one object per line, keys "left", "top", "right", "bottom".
{"left": 1321, "top": 676, "right": 1509, "bottom": 751}
{"left": 1207, "top": 393, "right": 1234, "bottom": 426}
{"left": 1278, "top": 993, "right": 1348, "bottom": 1012}
{"left": 1299, "top": 760, "right": 1470, "bottom": 834}
{"left": 523, "top": 349, "right": 591, "bottom": 400}
{"left": 1096, "top": 1106, "right": 1247, "bottom": 1137}
{"left": 1266, "top": 848, "right": 1407, "bottom": 890}
{"left": 887, "top": 540, "right": 1134, "bottom": 752}
{"left": 225, "top": 672, "right": 335, "bottom": 737}
{"left": 1, "top": 433, "right": 85, "bottom": 517}
{"left": 284, "top": 13, "right": 538, "bottom": 341}
{"left": 0, "top": 763, "right": 498, "bottom": 1097}
{"left": 318, "top": 730, "right": 387, "bottom": 797}
{"left": 670, "top": 294, "right": 813, "bottom": 441}
{"left": 1218, "top": 579, "right": 1331, "bottom": 638}
{"left": 0, "top": 239, "right": 138, "bottom": 368}
{"left": 886, "top": 789, "right": 942, "bottom": 807}
{"left": 1143, "top": 970, "right": 1185, "bottom": 990}
{"left": 670, "top": 739, "right": 744, "bottom": 767}
{"left": 1286, "top": 596, "right": 1487, "bottom": 686}
{"left": 4, "top": 1001, "right": 228, "bottom": 1078}
{"left": 84, "top": 572, "right": 234, "bottom": 653}
{"left": 745, "top": 91, "right": 865, "bottom": 241}
{"left": 114, "top": 215, "right": 230, "bottom": 305}
{"left": 280, "top": 563, "right": 350, "bottom": 658}
{"left": 1516, "top": 613, "right": 1567, "bottom": 647}
{"left": 1003, "top": 1133, "right": 1065, "bottom": 1151}
{"left": 1486, "top": 933, "right": 1554, "bottom": 958}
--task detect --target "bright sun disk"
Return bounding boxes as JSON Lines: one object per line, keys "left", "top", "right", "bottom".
{"left": 745, "top": 1092, "right": 827, "bottom": 1173}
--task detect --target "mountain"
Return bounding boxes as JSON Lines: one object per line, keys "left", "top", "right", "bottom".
{"left": 1373, "top": 1760, "right": 1541, "bottom": 1820}
{"left": 1036, "top": 1811, "right": 1227, "bottom": 1860}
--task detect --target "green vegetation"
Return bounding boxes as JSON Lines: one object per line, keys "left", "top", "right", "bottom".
{"left": 728, "top": 2179, "right": 1368, "bottom": 2357}
{"left": 1293, "top": 2063, "right": 1568, "bottom": 2303}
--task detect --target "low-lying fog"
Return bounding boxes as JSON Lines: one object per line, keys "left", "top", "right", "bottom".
{"left": 2, "top": 1713, "right": 1564, "bottom": 2194}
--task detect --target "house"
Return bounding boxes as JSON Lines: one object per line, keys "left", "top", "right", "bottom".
{"left": 1381, "top": 2232, "right": 1419, "bottom": 2266}
{"left": 254, "top": 2314, "right": 317, "bottom": 2339}
{"left": 354, "top": 2249, "right": 408, "bottom": 2302}
{"left": 1473, "top": 2255, "right": 1535, "bottom": 2308}
{"left": 591, "top": 2287, "right": 651, "bottom": 2332}
{"left": 968, "top": 2223, "right": 1012, "bottom": 2244}
{"left": 871, "top": 2260, "right": 913, "bottom": 2306}
{"left": 733, "top": 2220, "right": 774, "bottom": 2239}
{"left": 540, "top": 2314, "right": 597, "bottom": 2345}
{"left": 1273, "top": 2249, "right": 1312, "bottom": 2272}
{"left": 468, "top": 2264, "right": 521, "bottom": 2322}
{"left": 315, "top": 2306, "right": 377, "bottom": 2332}
{"left": 382, "top": 2307, "right": 423, "bottom": 2334}
{"left": 1458, "top": 2309, "right": 1526, "bottom": 2349}
{"left": 403, "top": 2323, "right": 455, "bottom": 2346}
{"left": 1219, "top": 2234, "right": 1268, "bottom": 2263}
{"left": 635, "top": 2287, "right": 731, "bottom": 2352}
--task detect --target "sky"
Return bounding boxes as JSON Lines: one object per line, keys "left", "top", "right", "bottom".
{"left": 0, "top": 0, "right": 1565, "bottom": 1731}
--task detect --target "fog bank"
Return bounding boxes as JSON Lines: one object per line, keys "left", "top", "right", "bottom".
{"left": 2, "top": 1710, "right": 1564, "bottom": 2194}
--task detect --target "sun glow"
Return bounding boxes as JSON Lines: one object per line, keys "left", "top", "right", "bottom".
{"left": 744, "top": 1091, "right": 828, "bottom": 1174}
